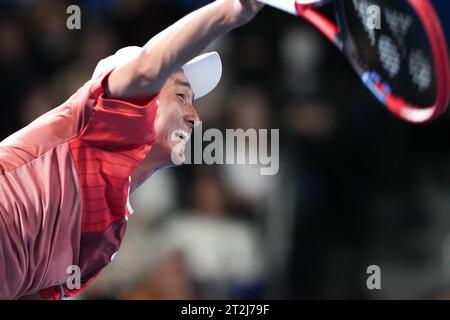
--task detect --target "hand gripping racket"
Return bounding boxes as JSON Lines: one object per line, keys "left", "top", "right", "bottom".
{"left": 258, "top": 0, "right": 450, "bottom": 123}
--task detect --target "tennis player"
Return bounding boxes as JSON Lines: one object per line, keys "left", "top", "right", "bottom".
{"left": 0, "top": 0, "right": 264, "bottom": 300}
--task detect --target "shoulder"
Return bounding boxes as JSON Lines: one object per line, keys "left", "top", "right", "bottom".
{"left": 0, "top": 79, "right": 96, "bottom": 173}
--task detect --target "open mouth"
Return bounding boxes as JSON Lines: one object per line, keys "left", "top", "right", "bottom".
{"left": 171, "top": 129, "right": 191, "bottom": 165}
{"left": 173, "top": 129, "right": 190, "bottom": 145}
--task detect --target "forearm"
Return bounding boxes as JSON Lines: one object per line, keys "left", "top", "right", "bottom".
{"left": 107, "top": 0, "right": 256, "bottom": 99}
{"left": 140, "top": 0, "right": 240, "bottom": 83}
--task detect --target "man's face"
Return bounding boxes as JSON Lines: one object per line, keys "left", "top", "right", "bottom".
{"left": 152, "top": 70, "right": 199, "bottom": 166}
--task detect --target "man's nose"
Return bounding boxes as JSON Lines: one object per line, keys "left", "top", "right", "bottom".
{"left": 184, "top": 104, "right": 200, "bottom": 128}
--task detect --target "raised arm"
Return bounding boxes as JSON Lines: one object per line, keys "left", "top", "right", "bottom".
{"left": 105, "top": 0, "right": 264, "bottom": 101}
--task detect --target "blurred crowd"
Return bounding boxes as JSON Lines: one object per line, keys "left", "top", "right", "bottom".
{"left": 1, "top": 0, "right": 450, "bottom": 299}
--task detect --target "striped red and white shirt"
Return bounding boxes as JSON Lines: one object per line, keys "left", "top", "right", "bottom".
{"left": 0, "top": 69, "right": 158, "bottom": 299}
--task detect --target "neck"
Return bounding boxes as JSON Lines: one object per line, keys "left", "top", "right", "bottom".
{"left": 130, "top": 146, "right": 172, "bottom": 192}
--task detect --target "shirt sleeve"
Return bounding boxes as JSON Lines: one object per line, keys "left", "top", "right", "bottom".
{"left": 79, "top": 69, "right": 159, "bottom": 150}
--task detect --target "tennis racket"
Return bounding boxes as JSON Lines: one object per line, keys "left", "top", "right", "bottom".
{"left": 257, "top": 0, "right": 450, "bottom": 123}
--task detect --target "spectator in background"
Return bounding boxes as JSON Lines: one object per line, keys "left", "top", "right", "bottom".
{"left": 122, "top": 250, "right": 196, "bottom": 300}
{"left": 157, "top": 168, "right": 266, "bottom": 299}
{"left": 280, "top": 26, "right": 325, "bottom": 97}
{"left": 221, "top": 85, "right": 277, "bottom": 217}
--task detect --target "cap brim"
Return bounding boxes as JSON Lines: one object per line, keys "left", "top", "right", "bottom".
{"left": 92, "top": 47, "right": 222, "bottom": 100}
{"left": 182, "top": 52, "right": 222, "bottom": 100}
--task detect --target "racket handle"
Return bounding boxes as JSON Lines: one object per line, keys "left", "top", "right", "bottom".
{"left": 256, "top": 0, "right": 299, "bottom": 15}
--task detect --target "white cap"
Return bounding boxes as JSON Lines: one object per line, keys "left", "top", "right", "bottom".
{"left": 92, "top": 46, "right": 222, "bottom": 100}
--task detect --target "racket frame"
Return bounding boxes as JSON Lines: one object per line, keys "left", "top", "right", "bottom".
{"left": 257, "top": 0, "right": 450, "bottom": 123}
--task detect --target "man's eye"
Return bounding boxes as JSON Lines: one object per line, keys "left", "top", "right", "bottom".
{"left": 176, "top": 93, "right": 185, "bottom": 101}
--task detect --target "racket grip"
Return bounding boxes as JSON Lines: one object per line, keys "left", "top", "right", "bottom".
{"left": 256, "top": 0, "right": 299, "bottom": 15}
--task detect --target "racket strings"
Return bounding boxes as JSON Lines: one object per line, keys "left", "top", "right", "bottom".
{"left": 377, "top": 35, "right": 400, "bottom": 78}
{"left": 408, "top": 49, "right": 432, "bottom": 92}
{"left": 383, "top": 7, "right": 432, "bottom": 92}
{"left": 384, "top": 8, "right": 413, "bottom": 49}
{"left": 351, "top": 0, "right": 376, "bottom": 46}
{"left": 343, "top": 0, "right": 437, "bottom": 107}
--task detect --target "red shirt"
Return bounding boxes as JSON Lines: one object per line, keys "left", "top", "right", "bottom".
{"left": 0, "top": 69, "right": 158, "bottom": 299}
